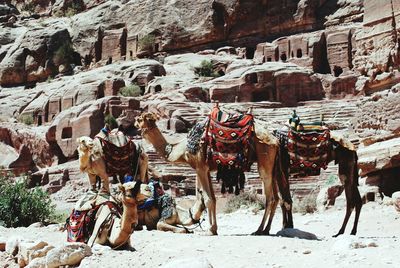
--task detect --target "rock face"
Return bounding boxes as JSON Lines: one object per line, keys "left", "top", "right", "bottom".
{"left": 209, "top": 62, "right": 323, "bottom": 106}
{"left": 353, "top": 0, "right": 400, "bottom": 76}
{"left": 47, "top": 96, "right": 140, "bottom": 158}
{"left": 0, "top": 22, "right": 78, "bottom": 87}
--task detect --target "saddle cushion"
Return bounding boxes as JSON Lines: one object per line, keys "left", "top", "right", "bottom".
{"left": 187, "top": 118, "right": 208, "bottom": 154}
{"left": 99, "top": 138, "right": 138, "bottom": 176}
{"left": 206, "top": 107, "right": 254, "bottom": 170}
{"left": 287, "top": 128, "right": 331, "bottom": 175}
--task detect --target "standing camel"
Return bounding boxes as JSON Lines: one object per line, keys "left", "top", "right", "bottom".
{"left": 76, "top": 136, "right": 149, "bottom": 193}
{"left": 135, "top": 111, "right": 292, "bottom": 235}
{"left": 275, "top": 125, "right": 362, "bottom": 237}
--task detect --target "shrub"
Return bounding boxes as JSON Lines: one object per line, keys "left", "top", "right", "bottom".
{"left": 138, "top": 34, "right": 155, "bottom": 52}
{"left": 104, "top": 114, "right": 118, "bottom": 130}
{"left": 22, "top": 3, "right": 35, "bottom": 13}
{"left": 19, "top": 114, "right": 34, "bottom": 125}
{"left": 0, "top": 175, "right": 55, "bottom": 227}
{"left": 292, "top": 192, "right": 317, "bottom": 215}
{"left": 194, "top": 60, "right": 219, "bottom": 77}
{"left": 224, "top": 192, "right": 264, "bottom": 214}
{"left": 53, "top": 42, "right": 75, "bottom": 65}
{"left": 118, "top": 84, "right": 141, "bottom": 97}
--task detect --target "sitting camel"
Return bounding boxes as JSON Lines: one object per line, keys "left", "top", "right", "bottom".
{"left": 136, "top": 187, "right": 207, "bottom": 233}
{"left": 76, "top": 136, "right": 149, "bottom": 193}
{"left": 87, "top": 181, "right": 143, "bottom": 249}
{"left": 135, "top": 110, "right": 292, "bottom": 235}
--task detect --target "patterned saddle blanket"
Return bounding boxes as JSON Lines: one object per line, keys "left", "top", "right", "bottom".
{"left": 275, "top": 126, "right": 331, "bottom": 176}
{"left": 206, "top": 107, "right": 254, "bottom": 171}
{"left": 187, "top": 118, "right": 208, "bottom": 154}
{"left": 97, "top": 131, "right": 138, "bottom": 176}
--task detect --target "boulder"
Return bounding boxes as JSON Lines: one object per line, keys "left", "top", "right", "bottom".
{"left": 392, "top": 191, "right": 400, "bottom": 212}
{"left": 17, "top": 240, "right": 53, "bottom": 267}
{"left": 316, "top": 184, "right": 344, "bottom": 211}
{"left": 45, "top": 243, "right": 92, "bottom": 268}
{"left": 358, "top": 137, "right": 400, "bottom": 176}
{"left": 276, "top": 228, "right": 318, "bottom": 240}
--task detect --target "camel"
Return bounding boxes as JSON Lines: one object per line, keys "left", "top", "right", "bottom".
{"left": 136, "top": 189, "right": 207, "bottom": 233}
{"left": 76, "top": 136, "right": 149, "bottom": 193}
{"left": 135, "top": 111, "right": 292, "bottom": 235}
{"left": 277, "top": 127, "right": 362, "bottom": 237}
{"left": 87, "top": 181, "right": 142, "bottom": 249}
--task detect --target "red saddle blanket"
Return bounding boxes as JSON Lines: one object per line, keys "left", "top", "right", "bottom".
{"left": 99, "top": 137, "right": 137, "bottom": 176}
{"left": 287, "top": 128, "right": 330, "bottom": 175}
{"left": 206, "top": 107, "right": 254, "bottom": 170}
{"left": 66, "top": 201, "right": 121, "bottom": 243}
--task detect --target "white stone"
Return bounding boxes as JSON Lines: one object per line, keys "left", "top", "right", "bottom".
{"left": 45, "top": 242, "right": 92, "bottom": 268}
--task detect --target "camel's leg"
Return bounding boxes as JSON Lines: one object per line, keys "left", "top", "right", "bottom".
{"left": 262, "top": 178, "right": 279, "bottom": 234}
{"left": 333, "top": 149, "right": 362, "bottom": 237}
{"left": 333, "top": 182, "right": 362, "bottom": 237}
{"left": 139, "top": 152, "right": 149, "bottom": 183}
{"left": 197, "top": 168, "right": 217, "bottom": 235}
{"left": 87, "top": 173, "right": 98, "bottom": 191}
{"left": 253, "top": 143, "right": 279, "bottom": 235}
{"left": 157, "top": 221, "right": 189, "bottom": 234}
{"left": 275, "top": 146, "right": 293, "bottom": 229}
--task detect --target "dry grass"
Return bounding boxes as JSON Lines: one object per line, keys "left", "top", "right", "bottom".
{"left": 224, "top": 192, "right": 264, "bottom": 214}
{"left": 292, "top": 191, "right": 318, "bottom": 215}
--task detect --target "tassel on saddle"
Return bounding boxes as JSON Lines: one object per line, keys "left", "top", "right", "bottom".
{"left": 217, "top": 166, "right": 245, "bottom": 195}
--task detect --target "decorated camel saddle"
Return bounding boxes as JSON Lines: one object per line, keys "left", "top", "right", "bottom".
{"left": 66, "top": 191, "right": 121, "bottom": 243}
{"left": 187, "top": 105, "right": 255, "bottom": 194}
{"left": 95, "top": 127, "right": 140, "bottom": 177}
{"left": 274, "top": 111, "right": 330, "bottom": 176}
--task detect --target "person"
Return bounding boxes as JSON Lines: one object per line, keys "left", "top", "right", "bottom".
{"left": 289, "top": 110, "right": 300, "bottom": 130}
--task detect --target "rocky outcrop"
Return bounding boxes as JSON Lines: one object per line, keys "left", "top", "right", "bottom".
{"left": 0, "top": 124, "right": 54, "bottom": 170}
{"left": 47, "top": 96, "right": 140, "bottom": 158}
{"left": 208, "top": 62, "right": 323, "bottom": 106}
{"left": 353, "top": 0, "right": 400, "bottom": 77}
{"left": 0, "top": 21, "right": 79, "bottom": 87}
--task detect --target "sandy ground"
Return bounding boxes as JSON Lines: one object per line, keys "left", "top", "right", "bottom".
{"left": 0, "top": 200, "right": 399, "bottom": 268}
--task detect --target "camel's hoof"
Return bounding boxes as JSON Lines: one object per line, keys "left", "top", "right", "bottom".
{"left": 332, "top": 232, "right": 343, "bottom": 238}
{"left": 350, "top": 230, "right": 357, "bottom": 236}
{"left": 251, "top": 230, "right": 264, "bottom": 236}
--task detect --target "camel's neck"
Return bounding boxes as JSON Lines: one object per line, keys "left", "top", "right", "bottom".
{"left": 143, "top": 127, "right": 170, "bottom": 159}
{"left": 109, "top": 202, "right": 135, "bottom": 247}
{"left": 78, "top": 151, "right": 90, "bottom": 171}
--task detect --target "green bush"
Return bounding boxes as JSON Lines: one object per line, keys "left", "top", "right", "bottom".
{"left": 0, "top": 175, "right": 55, "bottom": 228}
{"left": 22, "top": 3, "right": 35, "bottom": 13}
{"left": 118, "top": 84, "right": 141, "bottom": 97}
{"left": 138, "top": 34, "right": 155, "bottom": 52}
{"left": 194, "top": 60, "right": 219, "bottom": 77}
{"left": 104, "top": 114, "right": 118, "bottom": 130}
{"left": 224, "top": 192, "right": 264, "bottom": 214}
{"left": 53, "top": 42, "right": 75, "bottom": 65}
{"left": 19, "top": 114, "right": 34, "bottom": 125}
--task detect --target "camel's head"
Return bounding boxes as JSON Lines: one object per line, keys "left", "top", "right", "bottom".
{"left": 134, "top": 112, "right": 159, "bottom": 131}
{"left": 119, "top": 181, "right": 144, "bottom": 225}
{"left": 76, "top": 136, "right": 94, "bottom": 154}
